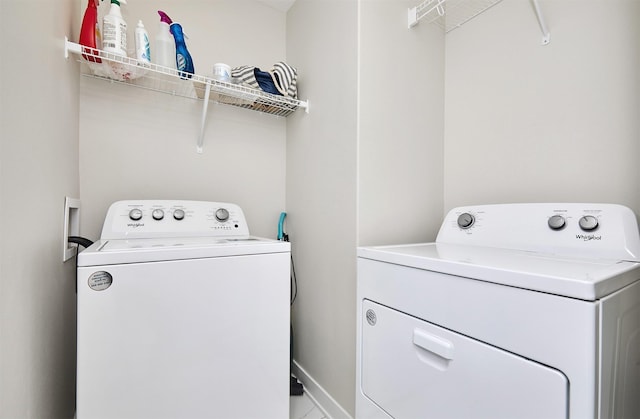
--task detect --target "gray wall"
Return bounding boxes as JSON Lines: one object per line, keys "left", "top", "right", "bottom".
{"left": 286, "top": 0, "right": 359, "bottom": 416}
{"left": 0, "top": 0, "right": 79, "bottom": 417}
{"left": 444, "top": 0, "right": 640, "bottom": 213}
{"left": 286, "top": 0, "right": 445, "bottom": 416}
{"left": 359, "top": 0, "right": 445, "bottom": 247}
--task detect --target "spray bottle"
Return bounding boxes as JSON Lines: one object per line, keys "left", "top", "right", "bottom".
{"left": 102, "top": 0, "right": 128, "bottom": 57}
{"left": 155, "top": 11, "right": 176, "bottom": 70}
{"left": 169, "top": 22, "right": 195, "bottom": 79}
{"left": 134, "top": 20, "right": 150, "bottom": 63}
{"left": 79, "top": 0, "right": 101, "bottom": 62}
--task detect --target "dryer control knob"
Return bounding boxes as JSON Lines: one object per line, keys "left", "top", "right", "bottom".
{"left": 548, "top": 215, "right": 566, "bottom": 230}
{"left": 457, "top": 213, "right": 475, "bottom": 229}
{"left": 129, "top": 208, "right": 143, "bottom": 221}
{"left": 215, "top": 208, "right": 230, "bottom": 222}
{"left": 173, "top": 209, "right": 185, "bottom": 220}
{"left": 579, "top": 215, "right": 599, "bottom": 231}
{"left": 152, "top": 209, "right": 165, "bottom": 220}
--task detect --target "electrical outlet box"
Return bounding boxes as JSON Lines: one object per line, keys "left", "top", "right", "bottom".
{"left": 63, "top": 197, "right": 81, "bottom": 262}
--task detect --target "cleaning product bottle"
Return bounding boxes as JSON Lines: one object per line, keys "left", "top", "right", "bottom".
{"left": 79, "top": 0, "right": 101, "bottom": 62}
{"left": 155, "top": 11, "right": 176, "bottom": 70}
{"left": 134, "top": 20, "right": 150, "bottom": 63}
{"left": 169, "top": 22, "right": 195, "bottom": 79}
{"left": 102, "top": 0, "right": 128, "bottom": 57}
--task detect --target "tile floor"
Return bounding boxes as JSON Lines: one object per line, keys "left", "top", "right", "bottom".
{"left": 290, "top": 391, "right": 328, "bottom": 419}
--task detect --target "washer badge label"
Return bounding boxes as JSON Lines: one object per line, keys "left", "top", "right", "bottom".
{"left": 88, "top": 271, "right": 113, "bottom": 291}
{"left": 366, "top": 309, "right": 377, "bottom": 326}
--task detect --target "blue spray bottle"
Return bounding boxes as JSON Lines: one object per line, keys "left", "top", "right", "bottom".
{"left": 158, "top": 11, "right": 194, "bottom": 79}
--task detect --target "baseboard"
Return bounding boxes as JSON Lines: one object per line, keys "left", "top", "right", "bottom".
{"left": 292, "top": 360, "right": 353, "bottom": 419}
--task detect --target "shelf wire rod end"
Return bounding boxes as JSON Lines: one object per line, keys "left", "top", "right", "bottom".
{"left": 300, "top": 100, "right": 310, "bottom": 114}
{"left": 541, "top": 33, "right": 550, "bottom": 45}
{"left": 531, "top": 0, "right": 551, "bottom": 46}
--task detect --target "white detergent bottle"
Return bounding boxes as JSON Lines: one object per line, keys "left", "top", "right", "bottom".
{"left": 102, "top": 0, "right": 128, "bottom": 57}
{"left": 134, "top": 20, "right": 150, "bottom": 63}
{"left": 155, "top": 10, "right": 176, "bottom": 70}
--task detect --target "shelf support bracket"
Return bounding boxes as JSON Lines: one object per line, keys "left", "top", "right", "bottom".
{"left": 65, "top": 36, "right": 82, "bottom": 59}
{"left": 408, "top": 6, "right": 419, "bottom": 28}
{"left": 197, "top": 81, "right": 212, "bottom": 154}
{"left": 531, "top": 0, "right": 550, "bottom": 45}
{"left": 408, "top": 0, "right": 444, "bottom": 29}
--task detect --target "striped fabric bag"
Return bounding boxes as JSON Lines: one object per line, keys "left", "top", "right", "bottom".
{"left": 231, "top": 62, "right": 298, "bottom": 99}
{"left": 270, "top": 62, "right": 298, "bottom": 99}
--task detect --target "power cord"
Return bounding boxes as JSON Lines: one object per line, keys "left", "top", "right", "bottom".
{"left": 281, "top": 233, "right": 298, "bottom": 306}
{"left": 68, "top": 236, "right": 95, "bottom": 294}
{"left": 278, "top": 213, "right": 304, "bottom": 396}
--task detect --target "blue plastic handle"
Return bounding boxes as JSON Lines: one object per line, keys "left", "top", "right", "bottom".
{"left": 278, "top": 212, "right": 287, "bottom": 240}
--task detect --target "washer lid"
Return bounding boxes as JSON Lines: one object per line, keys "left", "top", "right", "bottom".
{"left": 78, "top": 236, "right": 290, "bottom": 267}
{"left": 358, "top": 243, "right": 640, "bottom": 301}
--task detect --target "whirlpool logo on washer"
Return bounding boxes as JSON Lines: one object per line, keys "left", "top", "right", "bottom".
{"left": 127, "top": 222, "right": 144, "bottom": 228}
{"left": 88, "top": 271, "right": 113, "bottom": 291}
{"left": 576, "top": 234, "right": 602, "bottom": 241}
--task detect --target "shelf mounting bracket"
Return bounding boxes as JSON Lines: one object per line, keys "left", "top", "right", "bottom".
{"left": 531, "top": 0, "right": 550, "bottom": 45}
{"left": 408, "top": 0, "right": 445, "bottom": 29}
{"left": 197, "top": 81, "right": 212, "bottom": 154}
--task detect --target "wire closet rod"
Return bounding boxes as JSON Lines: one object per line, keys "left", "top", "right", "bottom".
{"left": 408, "top": 0, "right": 550, "bottom": 45}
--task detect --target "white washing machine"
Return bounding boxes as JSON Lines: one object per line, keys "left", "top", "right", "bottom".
{"left": 356, "top": 203, "right": 640, "bottom": 419}
{"left": 76, "top": 200, "right": 291, "bottom": 419}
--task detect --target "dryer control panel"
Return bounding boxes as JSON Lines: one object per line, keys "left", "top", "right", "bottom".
{"left": 100, "top": 200, "right": 250, "bottom": 240}
{"left": 436, "top": 203, "right": 640, "bottom": 262}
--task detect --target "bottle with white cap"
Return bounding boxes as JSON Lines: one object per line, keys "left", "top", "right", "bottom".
{"left": 102, "top": 0, "right": 128, "bottom": 57}
{"left": 134, "top": 20, "right": 150, "bottom": 63}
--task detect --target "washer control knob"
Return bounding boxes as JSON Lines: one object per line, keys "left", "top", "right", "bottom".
{"left": 548, "top": 215, "right": 566, "bottom": 230}
{"left": 173, "top": 209, "right": 185, "bottom": 220}
{"left": 152, "top": 209, "right": 164, "bottom": 220}
{"left": 579, "top": 215, "right": 599, "bottom": 231}
{"left": 215, "top": 208, "right": 230, "bottom": 222}
{"left": 129, "top": 208, "right": 143, "bottom": 221}
{"left": 457, "top": 213, "right": 475, "bottom": 229}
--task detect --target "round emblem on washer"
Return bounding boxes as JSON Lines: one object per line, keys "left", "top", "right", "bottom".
{"left": 88, "top": 271, "right": 113, "bottom": 291}
{"left": 366, "top": 309, "right": 377, "bottom": 326}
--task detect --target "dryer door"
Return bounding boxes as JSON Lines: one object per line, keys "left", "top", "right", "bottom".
{"left": 361, "top": 300, "right": 568, "bottom": 419}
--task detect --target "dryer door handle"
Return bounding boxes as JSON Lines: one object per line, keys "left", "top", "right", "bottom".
{"left": 413, "top": 328, "right": 455, "bottom": 360}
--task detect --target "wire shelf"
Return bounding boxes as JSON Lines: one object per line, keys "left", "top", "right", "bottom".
{"left": 66, "top": 40, "right": 308, "bottom": 117}
{"left": 408, "top": 0, "right": 550, "bottom": 44}
{"left": 193, "top": 81, "right": 300, "bottom": 118}
{"left": 65, "top": 39, "right": 309, "bottom": 153}
{"left": 409, "top": 0, "right": 503, "bottom": 32}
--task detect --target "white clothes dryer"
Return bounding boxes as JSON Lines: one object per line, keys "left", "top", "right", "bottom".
{"left": 357, "top": 203, "right": 640, "bottom": 419}
{"left": 76, "top": 200, "right": 290, "bottom": 419}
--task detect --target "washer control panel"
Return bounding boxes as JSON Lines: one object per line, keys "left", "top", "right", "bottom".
{"left": 437, "top": 203, "right": 640, "bottom": 261}
{"left": 101, "top": 200, "right": 250, "bottom": 240}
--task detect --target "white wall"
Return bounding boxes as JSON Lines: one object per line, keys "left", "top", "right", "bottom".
{"left": 286, "top": 0, "right": 359, "bottom": 416}
{"left": 286, "top": 0, "right": 445, "bottom": 416}
{"left": 444, "top": 0, "right": 640, "bottom": 214}
{"left": 79, "top": 0, "right": 289, "bottom": 240}
{"left": 0, "top": 0, "right": 79, "bottom": 417}
{"left": 359, "top": 0, "right": 445, "bottom": 246}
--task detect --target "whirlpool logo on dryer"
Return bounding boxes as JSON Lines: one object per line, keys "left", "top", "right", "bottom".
{"left": 576, "top": 234, "right": 602, "bottom": 241}
{"left": 127, "top": 222, "right": 145, "bottom": 228}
